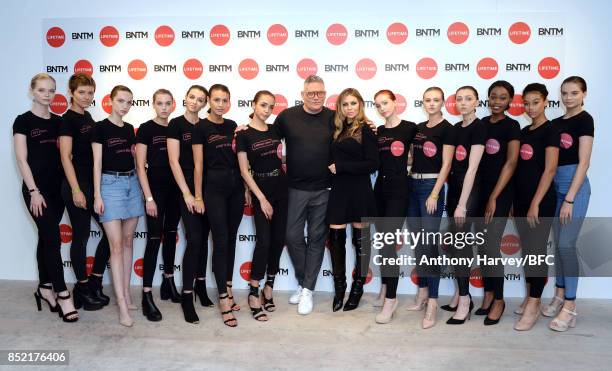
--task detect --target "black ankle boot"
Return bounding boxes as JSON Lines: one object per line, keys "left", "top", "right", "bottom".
{"left": 180, "top": 292, "right": 199, "bottom": 324}
{"left": 194, "top": 279, "right": 214, "bottom": 307}
{"left": 88, "top": 274, "right": 110, "bottom": 306}
{"left": 160, "top": 275, "right": 181, "bottom": 303}
{"left": 333, "top": 276, "right": 347, "bottom": 312}
{"left": 142, "top": 291, "right": 162, "bottom": 321}
{"left": 73, "top": 281, "right": 103, "bottom": 311}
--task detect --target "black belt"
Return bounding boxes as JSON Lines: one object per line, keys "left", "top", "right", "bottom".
{"left": 103, "top": 170, "right": 135, "bottom": 177}
{"left": 252, "top": 169, "right": 281, "bottom": 178}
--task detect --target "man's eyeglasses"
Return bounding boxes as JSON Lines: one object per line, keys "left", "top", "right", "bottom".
{"left": 304, "top": 91, "right": 326, "bottom": 99}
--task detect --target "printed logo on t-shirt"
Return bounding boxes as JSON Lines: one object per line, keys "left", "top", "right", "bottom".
{"left": 485, "top": 138, "right": 500, "bottom": 154}
{"left": 520, "top": 143, "right": 533, "bottom": 160}
{"left": 560, "top": 133, "right": 573, "bottom": 149}
{"left": 30, "top": 128, "right": 48, "bottom": 138}
{"left": 423, "top": 141, "right": 437, "bottom": 157}
{"left": 182, "top": 132, "right": 191, "bottom": 142}
{"left": 79, "top": 124, "right": 92, "bottom": 134}
{"left": 455, "top": 145, "right": 467, "bottom": 161}
{"left": 390, "top": 140, "right": 404, "bottom": 157}
{"left": 151, "top": 135, "right": 166, "bottom": 147}
{"left": 107, "top": 138, "right": 127, "bottom": 147}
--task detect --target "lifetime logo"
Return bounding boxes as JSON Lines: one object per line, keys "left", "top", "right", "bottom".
{"left": 416, "top": 57, "right": 438, "bottom": 79}
{"left": 127, "top": 59, "right": 147, "bottom": 80}
{"left": 237, "top": 30, "right": 260, "bottom": 38}
{"left": 46, "top": 27, "right": 65, "bottom": 47}
{"left": 273, "top": 94, "right": 288, "bottom": 116}
{"left": 295, "top": 29, "right": 319, "bottom": 38}
{"left": 355, "top": 58, "right": 377, "bottom": 80}
{"left": 508, "top": 94, "right": 525, "bottom": 116}
{"left": 476, "top": 58, "right": 498, "bottom": 79}
{"left": 447, "top": 22, "right": 469, "bottom": 44}
{"left": 74, "top": 60, "right": 94, "bottom": 76}
{"left": 183, "top": 58, "right": 204, "bottom": 80}
{"left": 326, "top": 23, "right": 348, "bottom": 45}
{"left": 238, "top": 58, "right": 259, "bottom": 80}
{"left": 386, "top": 23, "right": 408, "bottom": 44}
{"left": 46, "top": 65, "right": 68, "bottom": 73}
{"left": 476, "top": 27, "right": 502, "bottom": 36}
{"left": 125, "top": 31, "right": 148, "bottom": 39}
{"left": 267, "top": 24, "right": 288, "bottom": 45}
{"left": 325, "top": 64, "right": 349, "bottom": 72}
{"left": 99, "top": 26, "right": 120, "bottom": 47}
{"left": 71, "top": 32, "right": 94, "bottom": 40}
{"left": 155, "top": 25, "right": 175, "bottom": 46}
{"left": 296, "top": 58, "right": 318, "bottom": 79}
{"left": 51, "top": 94, "right": 68, "bottom": 115}
{"left": 385, "top": 63, "right": 409, "bottom": 72}
{"left": 210, "top": 24, "right": 231, "bottom": 46}
{"left": 508, "top": 22, "right": 531, "bottom": 44}
{"left": 538, "top": 57, "right": 560, "bottom": 79}
{"left": 325, "top": 94, "right": 338, "bottom": 110}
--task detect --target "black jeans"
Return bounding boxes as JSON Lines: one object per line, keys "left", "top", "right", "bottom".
{"left": 22, "top": 184, "right": 67, "bottom": 293}
{"left": 61, "top": 175, "right": 110, "bottom": 281}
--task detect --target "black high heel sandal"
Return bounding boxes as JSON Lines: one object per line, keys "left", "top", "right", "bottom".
{"left": 219, "top": 293, "right": 237, "bottom": 327}
{"left": 262, "top": 275, "right": 276, "bottom": 312}
{"left": 226, "top": 283, "right": 240, "bottom": 311}
{"left": 56, "top": 292, "right": 79, "bottom": 323}
{"left": 194, "top": 278, "right": 214, "bottom": 307}
{"left": 248, "top": 284, "right": 267, "bottom": 321}
{"left": 446, "top": 294, "right": 473, "bottom": 325}
{"left": 34, "top": 283, "right": 59, "bottom": 313}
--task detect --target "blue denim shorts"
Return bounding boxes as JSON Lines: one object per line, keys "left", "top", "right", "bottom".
{"left": 100, "top": 173, "right": 144, "bottom": 223}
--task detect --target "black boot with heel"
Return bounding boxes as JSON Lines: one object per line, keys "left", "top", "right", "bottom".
{"left": 329, "top": 228, "right": 347, "bottom": 312}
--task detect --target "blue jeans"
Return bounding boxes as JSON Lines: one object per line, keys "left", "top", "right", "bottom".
{"left": 406, "top": 178, "right": 444, "bottom": 298}
{"left": 553, "top": 164, "right": 590, "bottom": 301}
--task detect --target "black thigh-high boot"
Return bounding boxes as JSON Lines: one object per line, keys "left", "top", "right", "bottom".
{"left": 344, "top": 227, "right": 368, "bottom": 311}
{"left": 329, "top": 228, "right": 347, "bottom": 312}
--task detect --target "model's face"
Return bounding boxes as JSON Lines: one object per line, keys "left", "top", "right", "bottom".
{"left": 31, "top": 78, "right": 56, "bottom": 106}
{"left": 209, "top": 90, "right": 230, "bottom": 116}
{"left": 111, "top": 91, "right": 133, "bottom": 117}
{"left": 374, "top": 94, "right": 396, "bottom": 119}
{"left": 561, "top": 82, "right": 586, "bottom": 110}
{"left": 153, "top": 94, "right": 173, "bottom": 120}
{"left": 523, "top": 92, "right": 547, "bottom": 119}
{"left": 253, "top": 95, "right": 275, "bottom": 122}
{"left": 341, "top": 94, "right": 360, "bottom": 120}
{"left": 455, "top": 88, "right": 478, "bottom": 115}
{"left": 71, "top": 85, "right": 95, "bottom": 110}
{"left": 185, "top": 88, "right": 207, "bottom": 114}
{"left": 423, "top": 90, "right": 443, "bottom": 115}
{"left": 301, "top": 82, "right": 326, "bottom": 112}
{"left": 488, "top": 86, "right": 511, "bottom": 115}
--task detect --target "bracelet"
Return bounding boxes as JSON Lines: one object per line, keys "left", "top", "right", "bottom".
{"left": 564, "top": 199, "right": 574, "bottom": 205}
{"left": 457, "top": 205, "right": 467, "bottom": 212}
{"left": 29, "top": 188, "right": 39, "bottom": 194}
{"left": 71, "top": 187, "right": 81, "bottom": 195}
{"left": 182, "top": 192, "right": 192, "bottom": 199}
{"left": 145, "top": 196, "right": 154, "bottom": 202}
{"left": 429, "top": 193, "right": 439, "bottom": 200}
{"left": 194, "top": 197, "right": 203, "bottom": 202}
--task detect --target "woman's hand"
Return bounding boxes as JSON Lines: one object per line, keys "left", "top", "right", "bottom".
{"left": 145, "top": 199, "right": 158, "bottom": 218}
{"left": 484, "top": 197, "right": 497, "bottom": 225}
{"left": 527, "top": 203, "right": 540, "bottom": 228}
{"left": 425, "top": 195, "right": 438, "bottom": 215}
{"left": 260, "top": 197, "right": 274, "bottom": 220}
{"left": 184, "top": 193, "right": 196, "bottom": 214}
{"left": 72, "top": 190, "right": 87, "bottom": 209}
{"left": 559, "top": 201, "right": 573, "bottom": 225}
{"left": 194, "top": 199, "right": 205, "bottom": 214}
{"left": 245, "top": 189, "right": 252, "bottom": 207}
{"left": 328, "top": 163, "right": 336, "bottom": 174}
{"left": 29, "top": 191, "right": 46, "bottom": 217}
{"left": 454, "top": 205, "right": 467, "bottom": 227}
{"left": 93, "top": 196, "right": 104, "bottom": 216}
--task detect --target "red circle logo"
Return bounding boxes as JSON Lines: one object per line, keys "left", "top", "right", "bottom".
{"left": 477, "top": 57, "right": 498, "bottom": 79}
{"left": 73, "top": 59, "right": 93, "bottom": 76}
{"left": 133, "top": 258, "right": 144, "bottom": 277}
{"left": 560, "top": 133, "right": 573, "bottom": 149}
{"left": 99, "top": 26, "right": 120, "bottom": 47}
{"left": 416, "top": 57, "right": 438, "bottom": 79}
{"left": 127, "top": 59, "right": 147, "bottom": 80}
{"left": 50, "top": 94, "right": 68, "bottom": 115}
{"left": 500, "top": 234, "right": 521, "bottom": 255}
{"left": 390, "top": 141, "right": 405, "bottom": 157}
{"left": 423, "top": 141, "right": 437, "bottom": 157}
{"left": 154, "top": 25, "right": 175, "bottom": 47}
{"left": 267, "top": 24, "right": 288, "bottom": 45}
{"left": 210, "top": 24, "right": 230, "bottom": 46}
{"left": 59, "top": 223, "right": 72, "bottom": 244}
{"left": 273, "top": 94, "right": 288, "bottom": 116}
{"left": 520, "top": 143, "right": 534, "bottom": 160}
{"left": 351, "top": 267, "right": 373, "bottom": 285}
{"left": 386, "top": 22, "right": 408, "bottom": 44}
{"left": 102, "top": 94, "right": 112, "bottom": 114}
{"left": 240, "top": 261, "right": 252, "bottom": 281}
{"left": 85, "top": 256, "right": 95, "bottom": 276}
{"left": 46, "top": 27, "right": 65, "bottom": 48}
{"left": 469, "top": 267, "right": 483, "bottom": 288}
{"left": 508, "top": 22, "right": 531, "bottom": 44}
{"left": 355, "top": 58, "right": 377, "bottom": 80}
{"left": 538, "top": 57, "right": 560, "bottom": 79}
{"left": 507, "top": 94, "right": 525, "bottom": 116}
{"left": 447, "top": 22, "right": 469, "bottom": 44}
{"left": 445, "top": 94, "right": 459, "bottom": 116}
{"left": 276, "top": 143, "right": 283, "bottom": 159}
{"left": 455, "top": 145, "right": 467, "bottom": 161}
{"left": 326, "top": 23, "right": 348, "bottom": 45}
{"left": 485, "top": 138, "right": 500, "bottom": 154}
{"left": 183, "top": 58, "right": 203, "bottom": 80}
{"left": 410, "top": 268, "right": 419, "bottom": 285}
{"left": 223, "top": 100, "right": 232, "bottom": 115}
{"left": 243, "top": 202, "right": 254, "bottom": 216}
{"left": 325, "top": 94, "right": 338, "bottom": 110}
{"left": 296, "top": 58, "right": 318, "bottom": 79}
{"left": 238, "top": 58, "right": 259, "bottom": 80}
{"left": 395, "top": 93, "right": 407, "bottom": 114}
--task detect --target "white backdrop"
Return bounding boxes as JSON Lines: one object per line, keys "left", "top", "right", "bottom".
{"left": 2, "top": 0, "right": 611, "bottom": 299}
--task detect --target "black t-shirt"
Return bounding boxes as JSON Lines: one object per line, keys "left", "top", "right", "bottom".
{"left": 91, "top": 119, "right": 136, "bottom": 172}
{"left": 136, "top": 120, "right": 170, "bottom": 169}
{"left": 235, "top": 124, "right": 283, "bottom": 173}
{"left": 12, "top": 111, "right": 62, "bottom": 192}
{"left": 551, "top": 111, "right": 594, "bottom": 166}
{"left": 167, "top": 115, "right": 197, "bottom": 172}
{"left": 377, "top": 120, "right": 416, "bottom": 176}
{"left": 273, "top": 105, "right": 335, "bottom": 191}
{"left": 450, "top": 118, "right": 487, "bottom": 178}
{"left": 192, "top": 118, "right": 238, "bottom": 171}
{"left": 59, "top": 110, "right": 95, "bottom": 176}
{"left": 411, "top": 119, "right": 454, "bottom": 174}
{"left": 515, "top": 121, "right": 560, "bottom": 200}
{"left": 478, "top": 115, "right": 521, "bottom": 183}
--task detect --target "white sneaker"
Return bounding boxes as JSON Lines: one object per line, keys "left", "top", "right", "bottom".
{"left": 289, "top": 285, "right": 302, "bottom": 305}
{"left": 298, "top": 288, "right": 313, "bottom": 315}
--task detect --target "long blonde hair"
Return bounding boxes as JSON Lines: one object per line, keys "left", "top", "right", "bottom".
{"left": 334, "top": 88, "right": 369, "bottom": 140}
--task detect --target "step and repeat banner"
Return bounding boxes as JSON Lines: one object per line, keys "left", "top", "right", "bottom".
{"left": 39, "top": 14, "right": 569, "bottom": 295}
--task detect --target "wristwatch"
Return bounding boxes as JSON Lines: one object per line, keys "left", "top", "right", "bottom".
{"left": 145, "top": 196, "right": 154, "bottom": 202}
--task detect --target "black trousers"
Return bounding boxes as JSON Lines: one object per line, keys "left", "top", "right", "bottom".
{"left": 250, "top": 176, "right": 288, "bottom": 281}
{"left": 204, "top": 169, "right": 245, "bottom": 295}
{"left": 61, "top": 175, "right": 110, "bottom": 282}
{"left": 142, "top": 170, "right": 181, "bottom": 288}
{"left": 22, "top": 184, "right": 67, "bottom": 293}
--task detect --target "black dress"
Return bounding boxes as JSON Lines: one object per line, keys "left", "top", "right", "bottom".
{"left": 327, "top": 123, "right": 379, "bottom": 224}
